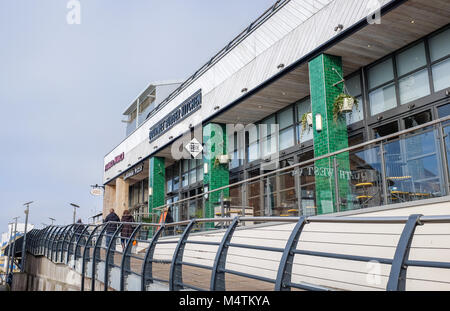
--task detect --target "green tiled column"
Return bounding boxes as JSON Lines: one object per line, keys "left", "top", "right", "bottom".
{"left": 203, "top": 123, "right": 229, "bottom": 229}
{"left": 148, "top": 157, "right": 165, "bottom": 220}
{"left": 309, "top": 54, "right": 351, "bottom": 215}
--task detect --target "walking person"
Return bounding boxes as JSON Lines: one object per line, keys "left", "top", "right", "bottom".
{"left": 165, "top": 207, "right": 174, "bottom": 236}
{"left": 120, "top": 210, "right": 135, "bottom": 250}
{"left": 104, "top": 208, "right": 120, "bottom": 250}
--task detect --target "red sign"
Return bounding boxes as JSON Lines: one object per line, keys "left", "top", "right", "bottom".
{"left": 105, "top": 152, "right": 125, "bottom": 172}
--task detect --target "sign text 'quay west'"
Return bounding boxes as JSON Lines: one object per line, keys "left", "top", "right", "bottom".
{"left": 105, "top": 152, "right": 125, "bottom": 172}
{"left": 149, "top": 90, "right": 202, "bottom": 143}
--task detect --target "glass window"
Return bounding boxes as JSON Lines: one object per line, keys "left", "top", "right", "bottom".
{"left": 346, "top": 95, "right": 364, "bottom": 125}
{"left": 374, "top": 121, "right": 399, "bottom": 139}
{"left": 438, "top": 103, "right": 450, "bottom": 118}
{"left": 346, "top": 74, "right": 362, "bottom": 97}
{"left": 189, "top": 169, "right": 196, "bottom": 184}
{"left": 368, "top": 58, "right": 394, "bottom": 89}
{"left": 369, "top": 83, "right": 397, "bottom": 116}
{"left": 260, "top": 116, "right": 275, "bottom": 139}
{"left": 182, "top": 160, "right": 189, "bottom": 173}
{"left": 429, "top": 28, "right": 450, "bottom": 62}
{"left": 278, "top": 107, "right": 294, "bottom": 130}
{"left": 248, "top": 142, "right": 259, "bottom": 162}
{"left": 197, "top": 167, "right": 203, "bottom": 182}
{"left": 432, "top": 58, "right": 450, "bottom": 92}
{"left": 279, "top": 128, "right": 294, "bottom": 150}
{"left": 297, "top": 98, "right": 313, "bottom": 143}
{"left": 399, "top": 68, "right": 430, "bottom": 105}
{"left": 396, "top": 42, "right": 427, "bottom": 76}
{"left": 404, "top": 110, "right": 432, "bottom": 129}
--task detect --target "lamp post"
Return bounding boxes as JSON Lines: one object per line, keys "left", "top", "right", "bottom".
{"left": 5, "top": 223, "right": 13, "bottom": 275}
{"left": 20, "top": 201, "right": 33, "bottom": 272}
{"left": 70, "top": 203, "right": 80, "bottom": 224}
{"left": 9, "top": 217, "right": 19, "bottom": 274}
{"left": 48, "top": 218, "right": 56, "bottom": 225}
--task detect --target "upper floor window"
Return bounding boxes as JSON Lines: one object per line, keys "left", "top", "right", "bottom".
{"left": 396, "top": 42, "right": 430, "bottom": 105}
{"left": 345, "top": 74, "right": 364, "bottom": 125}
{"left": 368, "top": 58, "right": 397, "bottom": 116}
{"left": 277, "top": 107, "right": 295, "bottom": 151}
{"left": 429, "top": 28, "right": 450, "bottom": 92}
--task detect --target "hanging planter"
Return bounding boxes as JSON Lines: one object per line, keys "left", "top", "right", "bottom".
{"left": 300, "top": 112, "right": 313, "bottom": 138}
{"left": 333, "top": 94, "right": 358, "bottom": 122}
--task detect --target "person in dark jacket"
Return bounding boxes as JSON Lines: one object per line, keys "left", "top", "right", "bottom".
{"left": 104, "top": 209, "right": 120, "bottom": 250}
{"left": 120, "top": 210, "right": 135, "bottom": 250}
{"left": 165, "top": 207, "right": 174, "bottom": 236}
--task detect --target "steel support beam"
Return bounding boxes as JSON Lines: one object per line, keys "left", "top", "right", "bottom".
{"left": 275, "top": 216, "right": 307, "bottom": 291}
{"left": 210, "top": 217, "right": 240, "bottom": 291}
{"left": 141, "top": 225, "right": 164, "bottom": 291}
{"left": 169, "top": 220, "right": 196, "bottom": 291}
{"left": 387, "top": 214, "right": 423, "bottom": 291}
{"left": 120, "top": 224, "right": 142, "bottom": 291}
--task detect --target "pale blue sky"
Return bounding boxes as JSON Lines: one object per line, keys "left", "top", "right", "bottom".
{"left": 0, "top": 0, "right": 275, "bottom": 231}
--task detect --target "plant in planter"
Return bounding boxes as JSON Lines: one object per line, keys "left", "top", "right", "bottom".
{"left": 300, "top": 112, "right": 313, "bottom": 138}
{"left": 332, "top": 93, "right": 359, "bottom": 122}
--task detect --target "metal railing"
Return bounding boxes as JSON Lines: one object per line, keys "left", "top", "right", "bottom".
{"left": 26, "top": 214, "right": 450, "bottom": 291}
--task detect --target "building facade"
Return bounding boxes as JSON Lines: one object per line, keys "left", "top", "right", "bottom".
{"left": 102, "top": 0, "right": 450, "bottom": 223}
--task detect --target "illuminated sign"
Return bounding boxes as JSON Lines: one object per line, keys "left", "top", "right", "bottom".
{"left": 149, "top": 90, "right": 202, "bottom": 143}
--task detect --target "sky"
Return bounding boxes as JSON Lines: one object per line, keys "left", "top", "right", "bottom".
{"left": 0, "top": 0, "right": 276, "bottom": 231}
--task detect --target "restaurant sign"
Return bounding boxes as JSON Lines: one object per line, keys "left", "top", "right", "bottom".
{"left": 124, "top": 164, "right": 144, "bottom": 181}
{"left": 149, "top": 90, "right": 202, "bottom": 143}
{"left": 105, "top": 152, "right": 125, "bottom": 172}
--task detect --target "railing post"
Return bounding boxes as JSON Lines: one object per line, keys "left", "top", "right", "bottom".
{"left": 61, "top": 225, "right": 75, "bottom": 263}
{"left": 120, "top": 224, "right": 142, "bottom": 291}
{"left": 275, "top": 216, "right": 307, "bottom": 291}
{"left": 210, "top": 217, "right": 240, "bottom": 291}
{"left": 66, "top": 226, "right": 79, "bottom": 264}
{"left": 81, "top": 225, "right": 102, "bottom": 291}
{"left": 45, "top": 227, "right": 58, "bottom": 258}
{"left": 51, "top": 227, "right": 65, "bottom": 262}
{"left": 169, "top": 219, "right": 196, "bottom": 291}
{"left": 104, "top": 224, "right": 123, "bottom": 291}
{"left": 141, "top": 225, "right": 164, "bottom": 291}
{"left": 74, "top": 226, "right": 90, "bottom": 270}
{"left": 379, "top": 142, "right": 389, "bottom": 206}
{"left": 333, "top": 157, "right": 341, "bottom": 212}
{"left": 91, "top": 225, "right": 108, "bottom": 291}
{"left": 387, "top": 214, "right": 423, "bottom": 291}
{"left": 438, "top": 124, "right": 450, "bottom": 195}
{"left": 55, "top": 226, "right": 67, "bottom": 262}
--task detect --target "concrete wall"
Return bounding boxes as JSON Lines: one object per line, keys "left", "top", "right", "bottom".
{"left": 12, "top": 254, "right": 111, "bottom": 291}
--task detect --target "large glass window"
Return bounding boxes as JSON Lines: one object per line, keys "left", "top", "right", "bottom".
{"left": 368, "top": 58, "right": 397, "bottom": 116}
{"left": 278, "top": 107, "right": 295, "bottom": 151}
{"left": 396, "top": 42, "right": 430, "bottom": 105}
{"left": 396, "top": 42, "right": 427, "bottom": 76}
{"left": 368, "top": 58, "right": 394, "bottom": 89}
{"left": 429, "top": 28, "right": 450, "bottom": 62}
{"left": 432, "top": 58, "right": 450, "bottom": 92}
{"left": 398, "top": 69, "right": 430, "bottom": 105}
{"left": 369, "top": 83, "right": 397, "bottom": 115}
{"left": 260, "top": 116, "right": 275, "bottom": 157}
